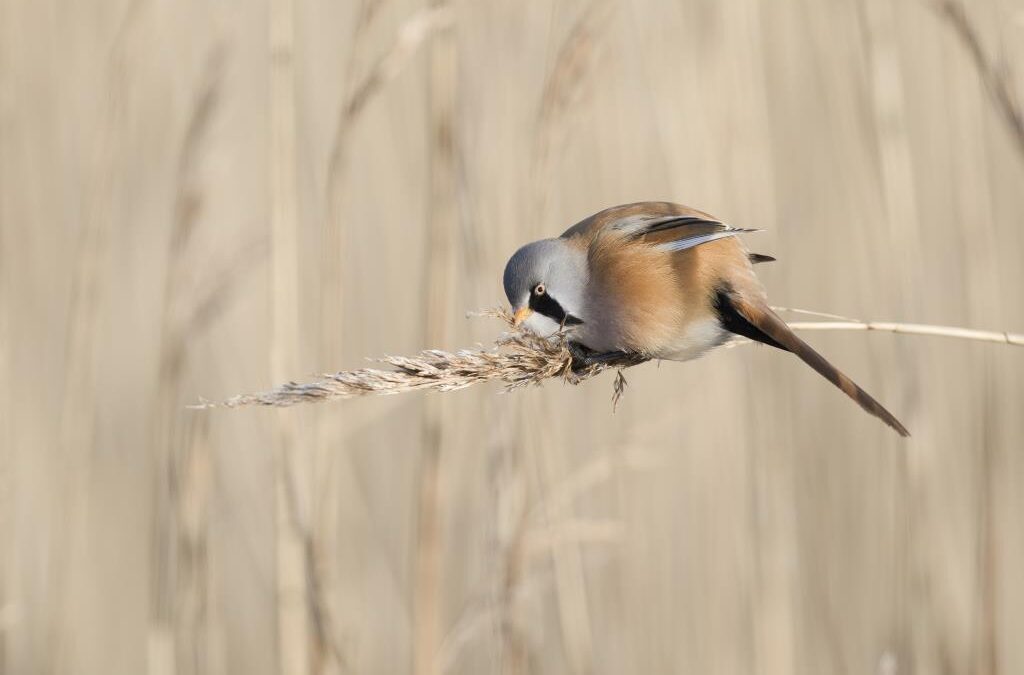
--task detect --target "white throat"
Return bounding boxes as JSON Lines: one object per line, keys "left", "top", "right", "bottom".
{"left": 521, "top": 311, "right": 564, "bottom": 338}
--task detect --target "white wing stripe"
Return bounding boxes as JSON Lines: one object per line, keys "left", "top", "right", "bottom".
{"left": 654, "top": 229, "right": 756, "bottom": 252}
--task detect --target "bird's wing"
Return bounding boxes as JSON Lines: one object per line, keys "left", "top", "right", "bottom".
{"left": 636, "top": 217, "right": 759, "bottom": 253}
{"left": 716, "top": 289, "right": 910, "bottom": 437}
{"left": 561, "top": 202, "right": 757, "bottom": 253}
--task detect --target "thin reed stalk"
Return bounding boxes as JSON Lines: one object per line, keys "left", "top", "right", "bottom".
{"left": 195, "top": 309, "right": 1019, "bottom": 410}
{"left": 786, "top": 321, "right": 1023, "bottom": 345}
{"left": 772, "top": 306, "right": 1024, "bottom": 344}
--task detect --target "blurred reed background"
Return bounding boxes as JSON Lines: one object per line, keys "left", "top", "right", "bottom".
{"left": 2, "top": 0, "right": 1024, "bottom": 673}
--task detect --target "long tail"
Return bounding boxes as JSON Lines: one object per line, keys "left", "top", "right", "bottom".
{"left": 716, "top": 291, "right": 910, "bottom": 437}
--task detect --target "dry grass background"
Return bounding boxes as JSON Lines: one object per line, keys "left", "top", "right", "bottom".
{"left": 2, "top": 0, "right": 1024, "bottom": 674}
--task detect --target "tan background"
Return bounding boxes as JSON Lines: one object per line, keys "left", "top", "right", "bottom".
{"left": 2, "top": 0, "right": 1024, "bottom": 673}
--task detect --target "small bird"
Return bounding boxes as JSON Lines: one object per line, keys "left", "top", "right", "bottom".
{"left": 502, "top": 201, "right": 909, "bottom": 436}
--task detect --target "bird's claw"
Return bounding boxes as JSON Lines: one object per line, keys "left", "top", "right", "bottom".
{"left": 567, "top": 342, "right": 630, "bottom": 371}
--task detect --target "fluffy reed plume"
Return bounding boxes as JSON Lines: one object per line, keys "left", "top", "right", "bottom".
{"left": 194, "top": 310, "right": 642, "bottom": 409}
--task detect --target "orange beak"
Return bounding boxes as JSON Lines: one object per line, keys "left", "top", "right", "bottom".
{"left": 512, "top": 307, "right": 533, "bottom": 327}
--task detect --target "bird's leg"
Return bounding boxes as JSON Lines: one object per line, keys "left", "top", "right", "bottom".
{"left": 567, "top": 342, "right": 631, "bottom": 370}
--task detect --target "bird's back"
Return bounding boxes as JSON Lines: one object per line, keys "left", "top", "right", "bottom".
{"left": 559, "top": 201, "right": 721, "bottom": 242}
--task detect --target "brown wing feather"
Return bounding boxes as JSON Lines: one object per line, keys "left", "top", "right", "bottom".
{"left": 728, "top": 295, "right": 910, "bottom": 437}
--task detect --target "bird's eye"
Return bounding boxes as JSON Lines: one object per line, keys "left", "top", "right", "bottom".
{"left": 534, "top": 284, "right": 546, "bottom": 296}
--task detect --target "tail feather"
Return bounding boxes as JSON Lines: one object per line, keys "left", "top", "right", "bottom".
{"left": 727, "top": 295, "right": 910, "bottom": 437}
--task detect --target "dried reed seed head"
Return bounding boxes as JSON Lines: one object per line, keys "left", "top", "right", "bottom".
{"left": 194, "top": 309, "right": 642, "bottom": 409}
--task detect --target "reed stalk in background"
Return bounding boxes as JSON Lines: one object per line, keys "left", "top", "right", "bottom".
{"left": 436, "top": 434, "right": 667, "bottom": 673}
{"left": 530, "top": 9, "right": 614, "bottom": 669}
{"left": 149, "top": 47, "right": 225, "bottom": 675}
{"left": 530, "top": 0, "right": 612, "bottom": 230}
{"left": 936, "top": 0, "right": 1024, "bottom": 159}
{"left": 54, "top": 3, "right": 136, "bottom": 670}
{"left": 926, "top": 9, "right": 1021, "bottom": 669}
{"left": 268, "top": 1, "right": 319, "bottom": 673}
{"left": 270, "top": 0, "right": 349, "bottom": 667}
{"left": 316, "top": 8, "right": 453, "bottom": 675}
{"left": 416, "top": 6, "right": 457, "bottom": 674}
{"left": 323, "top": 3, "right": 453, "bottom": 365}
{"left": 0, "top": 87, "right": 10, "bottom": 674}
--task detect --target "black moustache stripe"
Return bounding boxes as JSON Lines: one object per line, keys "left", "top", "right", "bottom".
{"left": 530, "top": 293, "right": 583, "bottom": 326}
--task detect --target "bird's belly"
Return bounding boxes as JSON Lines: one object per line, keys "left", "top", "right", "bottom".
{"left": 571, "top": 316, "right": 728, "bottom": 361}
{"left": 657, "top": 318, "right": 730, "bottom": 362}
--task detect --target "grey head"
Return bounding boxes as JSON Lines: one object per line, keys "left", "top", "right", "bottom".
{"left": 502, "top": 238, "right": 588, "bottom": 336}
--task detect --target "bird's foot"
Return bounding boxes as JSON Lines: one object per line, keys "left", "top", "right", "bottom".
{"left": 567, "top": 342, "right": 631, "bottom": 371}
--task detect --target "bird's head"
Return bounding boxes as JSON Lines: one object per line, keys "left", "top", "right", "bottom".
{"left": 502, "top": 238, "right": 587, "bottom": 336}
